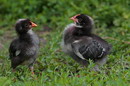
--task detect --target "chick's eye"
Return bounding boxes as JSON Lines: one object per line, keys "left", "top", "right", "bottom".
{"left": 78, "top": 18, "right": 82, "bottom": 22}
{"left": 29, "top": 22, "right": 32, "bottom": 25}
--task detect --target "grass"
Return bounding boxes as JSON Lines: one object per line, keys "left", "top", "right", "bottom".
{"left": 0, "top": 1, "right": 129, "bottom": 85}
{"left": 0, "top": 20, "right": 129, "bottom": 86}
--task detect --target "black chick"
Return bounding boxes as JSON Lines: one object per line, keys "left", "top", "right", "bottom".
{"left": 61, "top": 14, "right": 112, "bottom": 71}
{"left": 9, "top": 19, "right": 39, "bottom": 74}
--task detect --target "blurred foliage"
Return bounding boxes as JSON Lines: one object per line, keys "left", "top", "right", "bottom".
{"left": 0, "top": 0, "right": 130, "bottom": 29}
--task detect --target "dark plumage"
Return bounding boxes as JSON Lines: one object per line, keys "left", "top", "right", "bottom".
{"left": 61, "top": 14, "right": 112, "bottom": 71}
{"left": 9, "top": 19, "right": 39, "bottom": 74}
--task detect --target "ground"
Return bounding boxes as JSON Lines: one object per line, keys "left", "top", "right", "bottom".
{"left": 0, "top": 23, "right": 129, "bottom": 86}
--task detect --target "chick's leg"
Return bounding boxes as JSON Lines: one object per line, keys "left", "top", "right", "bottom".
{"left": 29, "top": 66, "right": 34, "bottom": 75}
{"left": 93, "top": 56, "right": 107, "bottom": 72}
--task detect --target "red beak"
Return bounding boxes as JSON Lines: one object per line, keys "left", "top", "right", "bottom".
{"left": 70, "top": 16, "right": 78, "bottom": 22}
{"left": 31, "top": 22, "right": 37, "bottom": 27}
{"left": 70, "top": 14, "right": 80, "bottom": 22}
